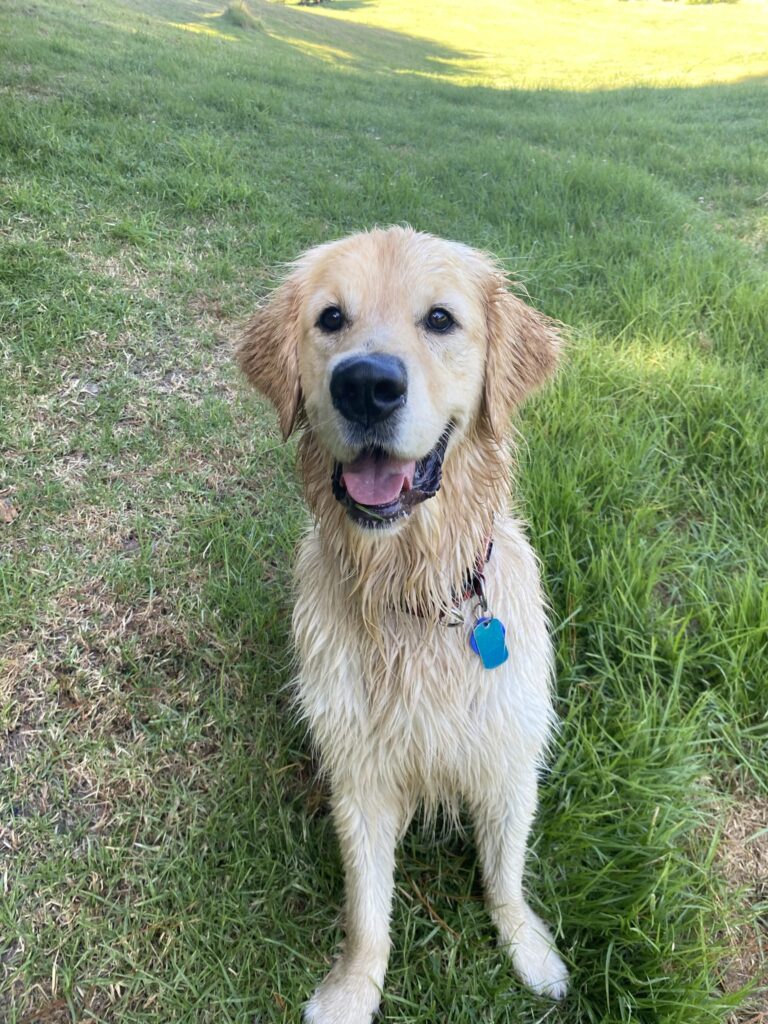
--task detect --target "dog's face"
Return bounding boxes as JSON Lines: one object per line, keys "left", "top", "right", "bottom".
{"left": 239, "top": 227, "right": 560, "bottom": 529}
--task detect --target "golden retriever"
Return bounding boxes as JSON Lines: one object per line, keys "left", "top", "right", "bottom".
{"left": 238, "top": 226, "right": 569, "bottom": 1023}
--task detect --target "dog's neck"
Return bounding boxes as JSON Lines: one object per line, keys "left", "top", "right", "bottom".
{"left": 298, "top": 427, "right": 512, "bottom": 626}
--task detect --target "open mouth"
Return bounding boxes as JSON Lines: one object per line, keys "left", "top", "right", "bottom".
{"left": 332, "top": 426, "right": 453, "bottom": 529}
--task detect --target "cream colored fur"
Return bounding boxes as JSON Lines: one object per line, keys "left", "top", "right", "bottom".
{"left": 238, "top": 227, "right": 569, "bottom": 1023}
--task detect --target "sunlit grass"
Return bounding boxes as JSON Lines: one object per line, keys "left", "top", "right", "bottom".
{"left": 301, "top": 0, "right": 768, "bottom": 87}
{"left": 268, "top": 33, "right": 355, "bottom": 65}
{"left": 166, "top": 20, "right": 238, "bottom": 39}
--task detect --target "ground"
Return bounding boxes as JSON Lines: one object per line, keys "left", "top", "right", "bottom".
{"left": 1, "top": 0, "right": 767, "bottom": 1021}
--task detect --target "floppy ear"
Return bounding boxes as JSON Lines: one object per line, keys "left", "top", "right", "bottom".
{"left": 237, "top": 279, "right": 302, "bottom": 440}
{"left": 482, "top": 276, "right": 562, "bottom": 440}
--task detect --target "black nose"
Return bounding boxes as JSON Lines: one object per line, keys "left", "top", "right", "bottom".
{"left": 330, "top": 354, "right": 408, "bottom": 427}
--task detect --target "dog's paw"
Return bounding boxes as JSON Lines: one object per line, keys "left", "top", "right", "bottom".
{"left": 303, "top": 961, "right": 382, "bottom": 1024}
{"left": 508, "top": 909, "right": 569, "bottom": 1000}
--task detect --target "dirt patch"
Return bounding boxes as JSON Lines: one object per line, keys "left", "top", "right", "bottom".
{"left": 19, "top": 999, "right": 72, "bottom": 1024}
{"left": 719, "top": 796, "right": 768, "bottom": 1017}
{"left": 16, "top": 986, "right": 127, "bottom": 1024}
{"left": 1, "top": 492, "right": 21, "bottom": 523}
{"left": 189, "top": 291, "right": 229, "bottom": 321}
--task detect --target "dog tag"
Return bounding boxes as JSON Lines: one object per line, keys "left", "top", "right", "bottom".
{"left": 470, "top": 616, "right": 509, "bottom": 670}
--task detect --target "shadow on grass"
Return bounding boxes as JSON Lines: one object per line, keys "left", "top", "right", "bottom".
{"left": 158, "top": 0, "right": 485, "bottom": 77}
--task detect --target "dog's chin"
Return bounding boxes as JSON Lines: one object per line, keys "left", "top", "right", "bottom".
{"left": 331, "top": 426, "right": 453, "bottom": 531}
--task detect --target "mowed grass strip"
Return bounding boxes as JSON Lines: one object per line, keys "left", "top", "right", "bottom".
{"left": 1, "top": 0, "right": 767, "bottom": 1021}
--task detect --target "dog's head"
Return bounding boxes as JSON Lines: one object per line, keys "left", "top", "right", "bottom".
{"left": 239, "top": 227, "right": 561, "bottom": 529}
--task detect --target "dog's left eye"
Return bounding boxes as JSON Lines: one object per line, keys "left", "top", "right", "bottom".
{"left": 425, "top": 307, "right": 455, "bottom": 333}
{"left": 317, "top": 306, "right": 346, "bottom": 333}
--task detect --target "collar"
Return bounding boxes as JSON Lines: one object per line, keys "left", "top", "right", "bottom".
{"left": 457, "top": 539, "right": 494, "bottom": 607}
{"left": 404, "top": 538, "right": 494, "bottom": 621}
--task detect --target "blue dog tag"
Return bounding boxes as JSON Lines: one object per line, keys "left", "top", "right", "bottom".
{"left": 469, "top": 616, "right": 509, "bottom": 670}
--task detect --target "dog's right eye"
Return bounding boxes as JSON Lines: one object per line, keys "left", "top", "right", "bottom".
{"left": 317, "top": 306, "right": 346, "bottom": 333}
{"left": 425, "top": 307, "right": 455, "bottom": 333}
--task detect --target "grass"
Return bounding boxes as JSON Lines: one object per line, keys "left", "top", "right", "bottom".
{"left": 222, "top": 1, "right": 262, "bottom": 31}
{"left": 299, "top": 0, "right": 768, "bottom": 88}
{"left": 1, "top": 0, "right": 767, "bottom": 1021}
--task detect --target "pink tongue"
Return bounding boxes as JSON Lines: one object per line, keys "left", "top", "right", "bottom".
{"left": 341, "top": 453, "right": 416, "bottom": 506}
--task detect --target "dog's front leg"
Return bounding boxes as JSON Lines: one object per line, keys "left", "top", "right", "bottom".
{"left": 472, "top": 774, "right": 569, "bottom": 1000}
{"left": 305, "top": 783, "right": 406, "bottom": 1024}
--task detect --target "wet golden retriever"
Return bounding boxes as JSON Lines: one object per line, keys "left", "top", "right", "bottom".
{"left": 238, "top": 226, "right": 569, "bottom": 1023}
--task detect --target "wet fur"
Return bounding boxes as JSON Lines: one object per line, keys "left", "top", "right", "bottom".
{"left": 238, "top": 227, "right": 569, "bottom": 1023}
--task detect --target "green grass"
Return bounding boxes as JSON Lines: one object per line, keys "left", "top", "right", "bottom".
{"left": 1, "top": 0, "right": 767, "bottom": 1021}
{"left": 300, "top": 0, "right": 768, "bottom": 88}
{"left": 222, "top": 0, "right": 263, "bottom": 31}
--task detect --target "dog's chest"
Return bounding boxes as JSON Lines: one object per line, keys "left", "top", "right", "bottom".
{"left": 292, "top": 526, "right": 553, "bottom": 789}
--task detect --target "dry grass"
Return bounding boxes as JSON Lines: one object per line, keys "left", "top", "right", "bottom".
{"left": 719, "top": 797, "right": 768, "bottom": 1017}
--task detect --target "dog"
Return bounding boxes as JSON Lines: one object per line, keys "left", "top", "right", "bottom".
{"left": 238, "top": 226, "right": 569, "bottom": 1023}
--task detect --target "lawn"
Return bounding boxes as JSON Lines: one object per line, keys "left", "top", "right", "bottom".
{"left": 1, "top": 0, "right": 767, "bottom": 1021}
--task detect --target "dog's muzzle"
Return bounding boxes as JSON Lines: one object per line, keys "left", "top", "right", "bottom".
{"left": 331, "top": 426, "right": 453, "bottom": 529}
